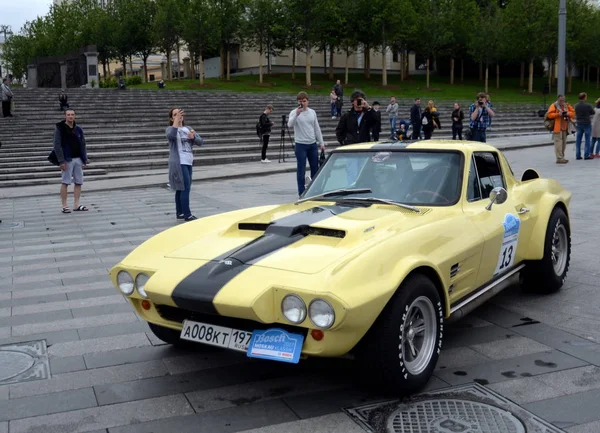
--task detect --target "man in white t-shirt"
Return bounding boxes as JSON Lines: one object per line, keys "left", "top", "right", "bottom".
{"left": 287, "top": 91, "right": 326, "bottom": 196}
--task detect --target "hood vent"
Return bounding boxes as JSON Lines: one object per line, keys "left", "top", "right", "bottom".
{"left": 304, "top": 227, "right": 346, "bottom": 238}
{"left": 239, "top": 223, "right": 271, "bottom": 231}
{"left": 239, "top": 222, "right": 345, "bottom": 238}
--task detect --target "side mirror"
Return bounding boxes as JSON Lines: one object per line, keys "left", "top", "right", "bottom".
{"left": 485, "top": 187, "right": 508, "bottom": 211}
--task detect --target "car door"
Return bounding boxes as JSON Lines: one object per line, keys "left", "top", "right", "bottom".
{"left": 463, "top": 151, "right": 524, "bottom": 288}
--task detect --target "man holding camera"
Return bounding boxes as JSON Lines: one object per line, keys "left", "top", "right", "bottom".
{"left": 287, "top": 91, "right": 325, "bottom": 196}
{"left": 547, "top": 94, "right": 575, "bottom": 164}
{"left": 469, "top": 92, "right": 495, "bottom": 142}
{"left": 335, "top": 90, "right": 377, "bottom": 146}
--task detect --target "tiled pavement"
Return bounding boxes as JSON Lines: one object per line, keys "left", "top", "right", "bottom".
{"left": 0, "top": 144, "right": 599, "bottom": 432}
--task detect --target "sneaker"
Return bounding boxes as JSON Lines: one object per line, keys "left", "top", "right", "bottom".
{"left": 305, "top": 174, "right": 312, "bottom": 186}
{"left": 331, "top": 116, "right": 336, "bottom": 119}
{"left": 261, "top": 159, "right": 271, "bottom": 163}
{"left": 185, "top": 215, "right": 197, "bottom": 221}
{"left": 176, "top": 214, "right": 185, "bottom": 219}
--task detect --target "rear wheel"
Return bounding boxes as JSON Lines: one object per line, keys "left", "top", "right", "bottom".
{"left": 357, "top": 274, "right": 443, "bottom": 395}
{"left": 522, "top": 207, "right": 571, "bottom": 293}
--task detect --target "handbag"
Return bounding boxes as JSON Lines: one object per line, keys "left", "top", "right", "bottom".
{"left": 319, "top": 149, "right": 326, "bottom": 166}
{"left": 48, "top": 150, "right": 59, "bottom": 166}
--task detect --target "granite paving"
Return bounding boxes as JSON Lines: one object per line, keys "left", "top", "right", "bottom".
{"left": 1, "top": 143, "right": 600, "bottom": 432}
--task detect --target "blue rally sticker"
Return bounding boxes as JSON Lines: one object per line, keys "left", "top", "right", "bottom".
{"left": 494, "top": 213, "right": 521, "bottom": 275}
{"left": 247, "top": 328, "right": 304, "bottom": 364}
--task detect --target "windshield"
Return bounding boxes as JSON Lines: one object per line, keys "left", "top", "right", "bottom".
{"left": 303, "top": 150, "right": 463, "bottom": 206}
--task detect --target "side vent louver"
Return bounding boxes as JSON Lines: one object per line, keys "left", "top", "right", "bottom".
{"left": 238, "top": 223, "right": 270, "bottom": 231}
{"left": 450, "top": 263, "right": 460, "bottom": 278}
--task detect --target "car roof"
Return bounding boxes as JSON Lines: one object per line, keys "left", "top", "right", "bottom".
{"left": 333, "top": 139, "right": 499, "bottom": 154}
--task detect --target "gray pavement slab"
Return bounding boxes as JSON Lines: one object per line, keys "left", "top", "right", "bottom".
{"left": 8, "top": 395, "right": 194, "bottom": 433}
{"left": 106, "top": 399, "right": 299, "bottom": 433}
{"left": 0, "top": 387, "right": 97, "bottom": 421}
{"left": 83, "top": 344, "right": 186, "bottom": 369}
{"left": 469, "top": 336, "right": 552, "bottom": 360}
{"left": 237, "top": 412, "right": 366, "bottom": 433}
{"left": 486, "top": 377, "right": 567, "bottom": 404}
{"left": 565, "top": 420, "right": 600, "bottom": 433}
{"left": 49, "top": 355, "right": 87, "bottom": 375}
{"left": 535, "top": 365, "right": 600, "bottom": 395}
{"left": 47, "top": 333, "right": 150, "bottom": 358}
{"left": 0, "top": 329, "right": 80, "bottom": 347}
{"left": 524, "top": 388, "right": 600, "bottom": 429}
{"left": 77, "top": 320, "right": 149, "bottom": 341}
{"left": 11, "top": 312, "right": 138, "bottom": 337}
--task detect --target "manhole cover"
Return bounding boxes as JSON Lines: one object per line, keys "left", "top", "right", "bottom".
{"left": 387, "top": 399, "right": 525, "bottom": 433}
{"left": 0, "top": 340, "right": 50, "bottom": 385}
{"left": 0, "top": 221, "right": 23, "bottom": 230}
{"left": 344, "top": 383, "right": 565, "bottom": 433}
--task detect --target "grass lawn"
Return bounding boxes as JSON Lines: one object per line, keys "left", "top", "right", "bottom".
{"left": 131, "top": 72, "right": 600, "bottom": 105}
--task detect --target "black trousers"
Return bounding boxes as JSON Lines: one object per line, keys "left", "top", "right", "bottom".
{"left": 261, "top": 134, "right": 270, "bottom": 160}
{"left": 411, "top": 124, "right": 421, "bottom": 140}
{"left": 2, "top": 101, "right": 11, "bottom": 117}
{"left": 452, "top": 125, "right": 463, "bottom": 140}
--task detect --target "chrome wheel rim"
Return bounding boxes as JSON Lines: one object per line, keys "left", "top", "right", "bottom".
{"left": 402, "top": 296, "right": 437, "bottom": 376}
{"left": 552, "top": 223, "right": 568, "bottom": 276}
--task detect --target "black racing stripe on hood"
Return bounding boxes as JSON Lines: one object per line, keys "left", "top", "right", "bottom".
{"left": 171, "top": 204, "right": 355, "bottom": 315}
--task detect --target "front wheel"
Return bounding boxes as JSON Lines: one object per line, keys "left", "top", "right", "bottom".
{"left": 357, "top": 274, "right": 443, "bottom": 395}
{"left": 522, "top": 207, "right": 571, "bottom": 293}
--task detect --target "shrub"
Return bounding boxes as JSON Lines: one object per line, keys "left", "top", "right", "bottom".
{"left": 100, "top": 77, "right": 117, "bottom": 88}
{"left": 126, "top": 76, "right": 143, "bottom": 86}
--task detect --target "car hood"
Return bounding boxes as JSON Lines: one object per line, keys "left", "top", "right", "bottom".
{"left": 164, "top": 201, "right": 436, "bottom": 274}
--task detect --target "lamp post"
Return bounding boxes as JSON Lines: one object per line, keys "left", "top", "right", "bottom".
{"left": 0, "top": 25, "right": 14, "bottom": 79}
{"left": 557, "top": 0, "right": 566, "bottom": 96}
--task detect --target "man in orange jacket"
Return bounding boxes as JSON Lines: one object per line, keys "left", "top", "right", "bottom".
{"left": 546, "top": 94, "right": 575, "bottom": 164}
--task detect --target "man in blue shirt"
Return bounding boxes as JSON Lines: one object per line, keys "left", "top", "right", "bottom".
{"left": 469, "top": 92, "right": 495, "bottom": 142}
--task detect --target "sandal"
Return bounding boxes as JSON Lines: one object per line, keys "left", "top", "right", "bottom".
{"left": 73, "top": 205, "right": 88, "bottom": 211}
{"left": 62, "top": 207, "right": 71, "bottom": 213}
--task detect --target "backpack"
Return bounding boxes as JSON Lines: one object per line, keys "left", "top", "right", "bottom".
{"left": 256, "top": 121, "right": 261, "bottom": 137}
{"left": 544, "top": 105, "right": 557, "bottom": 131}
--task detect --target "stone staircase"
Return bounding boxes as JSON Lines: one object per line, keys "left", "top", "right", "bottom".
{"left": 0, "top": 88, "right": 549, "bottom": 188}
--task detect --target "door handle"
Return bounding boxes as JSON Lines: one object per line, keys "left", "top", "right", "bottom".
{"left": 517, "top": 207, "right": 530, "bottom": 214}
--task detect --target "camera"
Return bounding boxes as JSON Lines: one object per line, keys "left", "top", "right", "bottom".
{"left": 562, "top": 111, "right": 569, "bottom": 119}
{"left": 478, "top": 101, "right": 484, "bottom": 106}
{"left": 356, "top": 98, "right": 363, "bottom": 106}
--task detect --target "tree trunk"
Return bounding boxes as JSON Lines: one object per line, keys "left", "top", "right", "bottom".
{"left": 382, "top": 46, "right": 387, "bottom": 86}
{"left": 588, "top": 64, "right": 591, "bottom": 84}
{"left": 548, "top": 59, "right": 553, "bottom": 93}
{"left": 199, "top": 54, "right": 204, "bottom": 85}
{"left": 107, "top": 61, "right": 111, "bottom": 76}
{"left": 226, "top": 48, "right": 231, "bottom": 81}
{"left": 461, "top": 58, "right": 464, "bottom": 83}
{"left": 292, "top": 46, "right": 296, "bottom": 79}
{"left": 568, "top": 65, "right": 573, "bottom": 93}
{"left": 129, "top": 55, "right": 134, "bottom": 76}
{"left": 450, "top": 57, "right": 454, "bottom": 85}
{"left": 426, "top": 58, "right": 430, "bottom": 89}
{"left": 404, "top": 50, "right": 409, "bottom": 79}
{"left": 219, "top": 45, "right": 224, "bottom": 78}
{"left": 345, "top": 50, "right": 349, "bottom": 85}
{"left": 328, "top": 48, "right": 334, "bottom": 80}
{"left": 484, "top": 62, "right": 489, "bottom": 94}
{"left": 102, "top": 61, "right": 107, "bottom": 79}
{"left": 496, "top": 63, "right": 499, "bottom": 89}
{"left": 582, "top": 63, "right": 586, "bottom": 83}
{"left": 176, "top": 41, "right": 181, "bottom": 79}
{"left": 323, "top": 47, "right": 327, "bottom": 75}
{"left": 258, "top": 45, "right": 263, "bottom": 84}
{"left": 597, "top": 65, "right": 599, "bottom": 89}
{"left": 143, "top": 57, "right": 149, "bottom": 83}
{"left": 520, "top": 61, "right": 525, "bottom": 87}
{"left": 364, "top": 46, "right": 370, "bottom": 79}
{"left": 122, "top": 57, "right": 127, "bottom": 78}
{"left": 306, "top": 46, "right": 312, "bottom": 87}
{"left": 478, "top": 59, "right": 482, "bottom": 81}
{"left": 399, "top": 51, "right": 404, "bottom": 81}
{"left": 528, "top": 60, "right": 534, "bottom": 93}
{"left": 190, "top": 54, "right": 196, "bottom": 80}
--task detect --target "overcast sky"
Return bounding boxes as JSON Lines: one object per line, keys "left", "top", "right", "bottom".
{"left": 1, "top": 0, "right": 52, "bottom": 35}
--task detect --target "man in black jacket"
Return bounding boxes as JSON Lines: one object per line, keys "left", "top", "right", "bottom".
{"left": 410, "top": 98, "right": 422, "bottom": 139}
{"left": 335, "top": 90, "right": 377, "bottom": 146}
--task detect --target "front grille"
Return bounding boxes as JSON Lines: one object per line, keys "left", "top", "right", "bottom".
{"left": 155, "top": 304, "right": 308, "bottom": 336}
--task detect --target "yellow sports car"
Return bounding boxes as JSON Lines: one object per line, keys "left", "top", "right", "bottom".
{"left": 109, "top": 139, "right": 571, "bottom": 395}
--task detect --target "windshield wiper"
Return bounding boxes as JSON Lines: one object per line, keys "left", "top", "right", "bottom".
{"left": 341, "top": 197, "right": 421, "bottom": 213}
{"left": 294, "top": 188, "right": 372, "bottom": 205}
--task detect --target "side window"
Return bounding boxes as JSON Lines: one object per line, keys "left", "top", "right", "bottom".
{"left": 467, "top": 159, "right": 482, "bottom": 201}
{"left": 474, "top": 152, "right": 505, "bottom": 199}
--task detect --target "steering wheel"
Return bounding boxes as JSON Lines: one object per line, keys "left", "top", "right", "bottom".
{"left": 410, "top": 190, "right": 451, "bottom": 204}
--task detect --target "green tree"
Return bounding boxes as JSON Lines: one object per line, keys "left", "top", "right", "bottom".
{"left": 313, "top": 0, "right": 345, "bottom": 80}
{"left": 468, "top": 0, "right": 503, "bottom": 93}
{"left": 182, "top": 0, "right": 219, "bottom": 84}
{"left": 439, "top": 0, "right": 478, "bottom": 84}
{"left": 211, "top": 0, "right": 245, "bottom": 80}
{"left": 154, "top": 0, "right": 182, "bottom": 80}
{"left": 243, "top": 0, "right": 282, "bottom": 83}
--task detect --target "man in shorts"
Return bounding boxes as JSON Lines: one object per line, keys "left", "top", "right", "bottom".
{"left": 53, "top": 109, "right": 89, "bottom": 213}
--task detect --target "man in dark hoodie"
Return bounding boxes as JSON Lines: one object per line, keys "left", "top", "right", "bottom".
{"left": 53, "top": 109, "right": 89, "bottom": 213}
{"left": 335, "top": 90, "right": 377, "bottom": 146}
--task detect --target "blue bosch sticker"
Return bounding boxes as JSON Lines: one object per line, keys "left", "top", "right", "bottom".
{"left": 246, "top": 328, "right": 304, "bottom": 364}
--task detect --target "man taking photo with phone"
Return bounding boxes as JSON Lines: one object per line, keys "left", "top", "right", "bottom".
{"left": 469, "top": 92, "right": 495, "bottom": 142}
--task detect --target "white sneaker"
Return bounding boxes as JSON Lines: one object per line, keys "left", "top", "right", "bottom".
{"left": 261, "top": 159, "right": 271, "bottom": 163}
{"left": 305, "top": 174, "right": 312, "bottom": 186}
{"left": 331, "top": 116, "right": 336, "bottom": 119}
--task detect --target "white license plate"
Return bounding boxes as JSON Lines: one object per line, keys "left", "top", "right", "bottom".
{"left": 180, "top": 320, "right": 252, "bottom": 352}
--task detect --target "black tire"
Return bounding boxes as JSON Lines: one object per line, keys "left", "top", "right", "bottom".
{"left": 357, "top": 274, "right": 443, "bottom": 395}
{"left": 522, "top": 206, "right": 571, "bottom": 294}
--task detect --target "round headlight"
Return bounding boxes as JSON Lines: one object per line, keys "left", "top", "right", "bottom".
{"left": 281, "top": 295, "right": 307, "bottom": 324}
{"left": 309, "top": 299, "right": 335, "bottom": 329}
{"left": 117, "top": 271, "right": 134, "bottom": 295}
{"left": 135, "top": 273, "right": 150, "bottom": 298}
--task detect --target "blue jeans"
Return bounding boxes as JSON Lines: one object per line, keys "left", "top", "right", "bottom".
{"left": 295, "top": 142, "right": 319, "bottom": 196}
{"left": 472, "top": 129, "right": 487, "bottom": 143}
{"left": 576, "top": 124, "right": 592, "bottom": 158}
{"left": 175, "top": 164, "right": 192, "bottom": 217}
{"left": 389, "top": 117, "right": 397, "bottom": 138}
{"left": 330, "top": 103, "right": 336, "bottom": 117}
{"left": 592, "top": 137, "right": 600, "bottom": 154}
